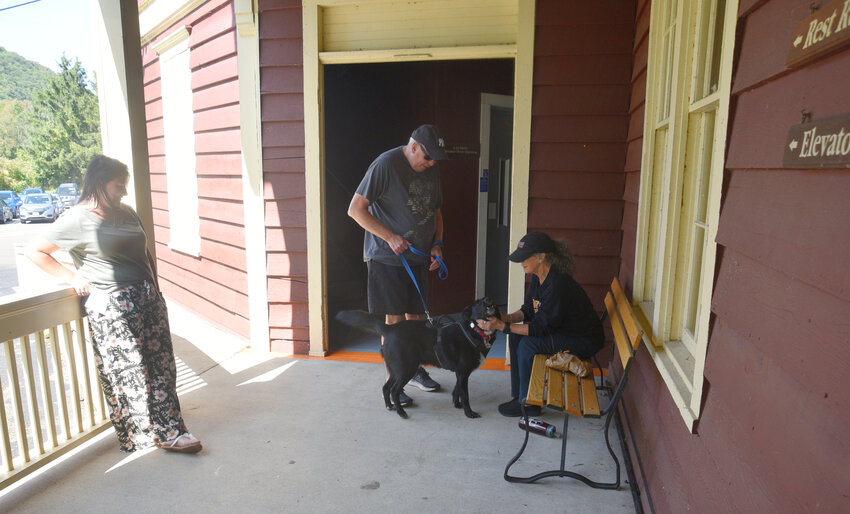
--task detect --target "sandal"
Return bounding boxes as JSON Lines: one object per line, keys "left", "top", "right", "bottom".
{"left": 156, "top": 433, "right": 203, "bottom": 454}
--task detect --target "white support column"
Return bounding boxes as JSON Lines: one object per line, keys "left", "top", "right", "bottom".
{"left": 92, "top": 0, "right": 153, "bottom": 252}
{"left": 507, "top": 0, "right": 535, "bottom": 312}
{"left": 235, "top": 0, "right": 271, "bottom": 352}
{"left": 91, "top": 0, "right": 133, "bottom": 200}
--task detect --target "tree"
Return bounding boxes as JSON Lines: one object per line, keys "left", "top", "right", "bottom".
{"left": 23, "top": 56, "right": 101, "bottom": 188}
{"left": 0, "top": 47, "right": 53, "bottom": 101}
{"left": 0, "top": 100, "right": 38, "bottom": 189}
{"left": 0, "top": 99, "right": 31, "bottom": 159}
{"left": 0, "top": 156, "right": 35, "bottom": 191}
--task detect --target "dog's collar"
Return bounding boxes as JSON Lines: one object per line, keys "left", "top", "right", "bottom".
{"left": 469, "top": 322, "right": 496, "bottom": 343}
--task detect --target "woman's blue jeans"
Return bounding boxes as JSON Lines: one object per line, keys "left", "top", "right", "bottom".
{"left": 508, "top": 332, "right": 598, "bottom": 402}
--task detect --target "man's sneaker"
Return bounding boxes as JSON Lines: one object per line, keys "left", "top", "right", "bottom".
{"left": 409, "top": 367, "right": 441, "bottom": 392}
{"left": 390, "top": 389, "right": 413, "bottom": 407}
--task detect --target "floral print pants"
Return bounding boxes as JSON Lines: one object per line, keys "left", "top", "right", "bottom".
{"left": 86, "top": 281, "right": 188, "bottom": 452}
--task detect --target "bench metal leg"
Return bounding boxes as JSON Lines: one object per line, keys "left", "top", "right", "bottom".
{"left": 503, "top": 404, "right": 622, "bottom": 489}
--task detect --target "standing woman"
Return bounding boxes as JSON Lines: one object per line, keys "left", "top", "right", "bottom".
{"left": 25, "top": 155, "right": 202, "bottom": 453}
{"left": 477, "top": 232, "right": 604, "bottom": 417}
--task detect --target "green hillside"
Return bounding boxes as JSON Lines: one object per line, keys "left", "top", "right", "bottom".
{"left": 0, "top": 46, "right": 54, "bottom": 101}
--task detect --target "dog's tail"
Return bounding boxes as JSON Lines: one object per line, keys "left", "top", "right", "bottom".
{"left": 334, "top": 310, "right": 388, "bottom": 335}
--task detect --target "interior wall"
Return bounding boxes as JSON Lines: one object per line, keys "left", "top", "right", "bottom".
{"left": 324, "top": 59, "right": 514, "bottom": 343}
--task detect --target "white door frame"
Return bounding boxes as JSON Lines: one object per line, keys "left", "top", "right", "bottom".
{"left": 302, "top": 0, "right": 535, "bottom": 356}
{"left": 475, "top": 93, "right": 514, "bottom": 298}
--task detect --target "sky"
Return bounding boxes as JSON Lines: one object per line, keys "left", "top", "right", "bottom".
{"left": 0, "top": 0, "right": 96, "bottom": 73}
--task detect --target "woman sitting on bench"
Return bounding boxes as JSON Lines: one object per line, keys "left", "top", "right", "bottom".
{"left": 476, "top": 231, "right": 604, "bottom": 417}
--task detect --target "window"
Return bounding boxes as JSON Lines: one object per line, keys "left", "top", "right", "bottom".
{"left": 155, "top": 28, "right": 201, "bottom": 257}
{"left": 635, "top": 0, "right": 736, "bottom": 431}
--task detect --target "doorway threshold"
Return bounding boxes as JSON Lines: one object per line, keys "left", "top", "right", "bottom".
{"left": 287, "top": 332, "right": 509, "bottom": 370}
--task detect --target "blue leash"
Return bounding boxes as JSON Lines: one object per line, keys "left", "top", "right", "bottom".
{"left": 399, "top": 244, "right": 448, "bottom": 324}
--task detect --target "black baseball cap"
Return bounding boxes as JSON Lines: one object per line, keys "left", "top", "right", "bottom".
{"left": 509, "top": 232, "right": 555, "bottom": 262}
{"left": 411, "top": 124, "right": 449, "bottom": 160}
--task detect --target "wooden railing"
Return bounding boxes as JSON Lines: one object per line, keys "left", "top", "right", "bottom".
{"left": 0, "top": 288, "right": 110, "bottom": 489}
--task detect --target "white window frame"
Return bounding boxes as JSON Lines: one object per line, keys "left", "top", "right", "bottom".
{"left": 634, "top": 0, "right": 738, "bottom": 431}
{"left": 155, "top": 28, "right": 201, "bottom": 257}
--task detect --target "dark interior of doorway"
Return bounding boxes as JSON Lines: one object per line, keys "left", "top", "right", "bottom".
{"left": 324, "top": 59, "right": 514, "bottom": 353}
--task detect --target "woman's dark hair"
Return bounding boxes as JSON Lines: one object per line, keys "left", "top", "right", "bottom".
{"left": 79, "top": 155, "right": 129, "bottom": 212}
{"left": 543, "top": 238, "right": 576, "bottom": 276}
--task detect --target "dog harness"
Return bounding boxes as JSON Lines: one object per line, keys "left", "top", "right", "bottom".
{"left": 427, "top": 314, "right": 496, "bottom": 369}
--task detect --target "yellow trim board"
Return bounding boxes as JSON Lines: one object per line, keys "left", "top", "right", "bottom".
{"left": 319, "top": 44, "right": 517, "bottom": 64}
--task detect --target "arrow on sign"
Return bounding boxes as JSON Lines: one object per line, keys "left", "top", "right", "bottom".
{"left": 793, "top": 35, "right": 803, "bottom": 47}
{"left": 788, "top": 139, "right": 798, "bottom": 151}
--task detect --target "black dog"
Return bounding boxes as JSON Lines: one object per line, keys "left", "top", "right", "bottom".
{"left": 335, "top": 298, "right": 500, "bottom": 419}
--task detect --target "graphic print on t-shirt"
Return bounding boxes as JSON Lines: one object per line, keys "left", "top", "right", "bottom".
{"left": 533, "top": 298, "right": 541, "bottom": 314}
{"left": 405, "top": 177, "right": 436, "bottom": 241}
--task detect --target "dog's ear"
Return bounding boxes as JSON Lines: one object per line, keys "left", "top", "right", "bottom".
{"left": 462, "top": 304, "right": 472, "bottom": 320}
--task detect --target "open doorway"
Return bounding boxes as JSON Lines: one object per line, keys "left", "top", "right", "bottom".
{"left": 323, "top": 59, "right": 514, "bottom": 353}
{"left": 476, "top": 93, "right": 514, "bottom": 310}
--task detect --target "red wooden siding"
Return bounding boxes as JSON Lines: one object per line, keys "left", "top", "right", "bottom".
{"left": 142, "top": 0, "right": 250, "bottom": 339}
{"left": 258, "top": 0, "right": 308, "bottom": 354}
{"left": 530, "top": 0, "right": 635, "bottom": 310}
{"left": 711, "top": 0, "right": 850, "bottom": 507}
{"left": 618, "top": 0, "right": 850, "bottom": 511}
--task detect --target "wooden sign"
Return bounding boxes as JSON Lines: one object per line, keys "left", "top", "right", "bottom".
{"left": 446, "top": 145, "right": 479, "bottom": 157}
{"left": 786, "top": 0, "right": 850, "bottom": 67}
{"left": 783, "top": 113, "right": 850, "bottom": 168}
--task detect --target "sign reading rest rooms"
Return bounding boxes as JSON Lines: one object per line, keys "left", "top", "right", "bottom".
{"left": 783, "top": 114, "right": 850, "bottom": 168}
{"left": 786, "top": 0, "right": 850, "bottom": 67}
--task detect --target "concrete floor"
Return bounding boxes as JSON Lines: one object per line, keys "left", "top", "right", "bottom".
{"left": 0, "top": 334, "right": 637, "bottom": 513}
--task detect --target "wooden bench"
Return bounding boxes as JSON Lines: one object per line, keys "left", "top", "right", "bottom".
{"left": 504, "top": 277, "right": 643, "bottom": 489}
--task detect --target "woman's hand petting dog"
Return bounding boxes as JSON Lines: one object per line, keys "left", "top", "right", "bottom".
{"left": 476, "top": 316, "right": 505, "bottom": 332}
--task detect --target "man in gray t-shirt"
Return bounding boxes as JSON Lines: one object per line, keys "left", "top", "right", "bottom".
{"left": 348, "top": 124, "right": 449, "bottom": 400}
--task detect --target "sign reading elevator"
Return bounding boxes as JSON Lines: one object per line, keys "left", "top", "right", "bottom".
{"left": 783, "top": 113, "right": 850, "bottom": 168}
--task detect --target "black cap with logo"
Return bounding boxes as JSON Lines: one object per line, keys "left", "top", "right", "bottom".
{"left": 508, "top": 232, "right": 555, "bottom": 262}
{"left": 411, "top": 124, "right": 449, "bottom": 160}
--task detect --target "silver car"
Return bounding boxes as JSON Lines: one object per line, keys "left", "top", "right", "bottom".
{"left": 50, "top": 194, "right": 65, "bottom": 215}
{"left": 55, "top": 183, "right": 79, "bottom": 208}
{"left": 20, "top": 193, "right": 58, "bottom": 223}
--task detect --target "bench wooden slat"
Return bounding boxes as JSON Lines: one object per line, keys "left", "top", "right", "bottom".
{"left": 546, "top": 369, "right": 565, "bottom": 410}
{"left": 611, "top": 277, "right": 642, "bottom": 349}
{"left": 564, "top": 373, "right": 582, "bottom": 416}
{"left": 526, "top": 354, "right": 548, "bottom": 406}
{"left": 579, "top": 376, "right": 600, "bottom": 417}
{"left": 605, "top": 292, "right": 633, "bottom": 370}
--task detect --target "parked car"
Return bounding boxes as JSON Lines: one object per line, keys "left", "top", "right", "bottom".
{"left": 50, "top": 194, "right": 65, "bottom": 215}
{"left": 0, "top": 190, "right": 22, "bottom": 217}
{"left": 0, "top": 199, "right": 12, "bottom": 224}
{"left": 20, "top": 193, "right": 57, "bottom": 223}
{"left": 55, "top": 183, "right": 79, "bottom": 208}
{"left": 21, "top": 187, "right": 45, "bottom": 198}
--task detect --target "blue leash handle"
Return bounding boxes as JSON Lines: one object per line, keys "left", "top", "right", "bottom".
{"left": 406, "top": 245, "right": 448, "bottom": 280}
{"left": 398, "top": 244, "right": 448, "bottom": 323}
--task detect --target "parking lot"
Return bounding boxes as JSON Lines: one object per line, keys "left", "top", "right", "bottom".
{"left": 0, "top": 217, "right": 52, "bottom": 297}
